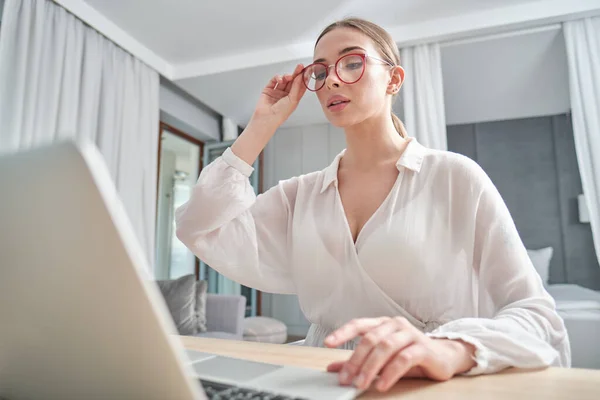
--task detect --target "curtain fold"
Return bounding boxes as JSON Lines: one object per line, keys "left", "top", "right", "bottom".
{"left": 400, "top": 43, "right": 448, "bottom": 150}
{"left": 564, "top": 16, "right": 600, "bottom": 268}
{"left": 0, "top": 0, "right": 159, "bottom": 270}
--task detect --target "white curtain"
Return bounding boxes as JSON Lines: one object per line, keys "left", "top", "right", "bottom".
{"left": 0, "top": 0, "right": 159, "bottom": 269}
{"left": 564, "top": 17, "right": 600, "bottom": 267}
{"left": 400, "top": 43, "right": 448, "bottom": 150}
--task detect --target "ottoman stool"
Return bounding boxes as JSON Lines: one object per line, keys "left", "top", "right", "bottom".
{"left": 243, "top": 316, "right": 288, "bottom": 344}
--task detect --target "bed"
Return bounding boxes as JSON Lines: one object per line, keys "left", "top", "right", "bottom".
{"left": 546, "top": 284, "right": 600, "bottom": 369}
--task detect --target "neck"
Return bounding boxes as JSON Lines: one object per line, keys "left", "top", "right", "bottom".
{"left": 342, "top": 113, "right": 408, "bottom": 170}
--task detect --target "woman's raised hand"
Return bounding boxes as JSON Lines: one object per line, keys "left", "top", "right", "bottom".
{"left": 250, "top": 63, "right": 307, "bottom": 128}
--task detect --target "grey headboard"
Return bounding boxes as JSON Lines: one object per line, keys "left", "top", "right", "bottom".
{"left": 447, "top": 114, "right": 600, "bottom": 290}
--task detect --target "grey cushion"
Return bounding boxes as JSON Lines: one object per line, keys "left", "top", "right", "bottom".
{"left": 157, "top": 274, "right": 198, "bottom": 335}
{"left": 195, "top": 280, "right": 208, "bottom": 333}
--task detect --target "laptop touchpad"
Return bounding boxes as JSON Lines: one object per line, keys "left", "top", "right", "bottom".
{"left": 191, "top": 356, "right": 283, "bottom": 382}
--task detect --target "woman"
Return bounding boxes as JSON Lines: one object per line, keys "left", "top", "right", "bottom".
{"left": 176, "top": 18, "right": 570, "bottom": 392}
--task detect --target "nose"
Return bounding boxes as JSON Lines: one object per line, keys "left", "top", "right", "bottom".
{"left": 325, "top": 65, "right": 341, "bottom": 90}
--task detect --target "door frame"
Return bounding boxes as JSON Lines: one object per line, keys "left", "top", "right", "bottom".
{"left": 156, "top": 121, "right": 204, "bottom": 280}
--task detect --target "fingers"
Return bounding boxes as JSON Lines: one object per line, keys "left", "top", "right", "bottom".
{"left": 355, "top": 330, "right": 416, "bottom": 390}
{"left": 326, "top": 360, "right": 346, "bottom": 373}
{"left": 278, "top": 74, "right": 293, "bottom": 91}
{"left": 376, "top": 344, "right": 427, "bottom": 392}
{"left": 267, "top": 64, "right": 304, "bottom": 92}
{"left": 327, "top": 318, "right": 456, "bottom": 393}
{"left": 339, "top": 319, "right": 402, "bottom": 385}
{"left": 267, "top": 74, "right": 290, "bottom": 91}
{"left": 288, "top": 70, "right": 307, "bottom": 102}
{"left": 283, "top": 63, "right": 305, "bottom": 92}
{"left": 274, "top": 73, "right": 295, "bottom": 91}
{"left": 266, "top": 75, "right": 280, "bottom": 90}
{"left": 324, "top": 317, "right": 390, "bottom": 348}
{"left": 273, "top": 75, "right": 288, "bottom": 91}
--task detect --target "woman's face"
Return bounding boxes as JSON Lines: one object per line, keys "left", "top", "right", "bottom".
{"left": 312, "top": 28, "right": 401, "bottom": 128}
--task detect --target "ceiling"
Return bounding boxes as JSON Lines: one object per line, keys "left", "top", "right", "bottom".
{"left": 57, "top": 0, "right": 599, "bottom": 128}
{"left": 81, "top": 0, "right": 541, "bottom": 65}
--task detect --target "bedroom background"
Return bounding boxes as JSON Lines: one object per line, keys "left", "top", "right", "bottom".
{"left": 1, "top": 0, "right": 598, "bottom": 371}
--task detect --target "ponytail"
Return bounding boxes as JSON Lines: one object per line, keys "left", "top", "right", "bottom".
{"left": 391, "top": 112, "right": 407, "bottom": 138}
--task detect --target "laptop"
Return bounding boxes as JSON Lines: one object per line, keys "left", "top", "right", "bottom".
{"left": 0, "top": 141, "right": 362, "bottom": 400}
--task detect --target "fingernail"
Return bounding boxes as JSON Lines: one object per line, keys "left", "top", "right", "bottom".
{"left": 377, "top": 380, "right": 387, "bottom": 392}
{"left": 353, "top": 373, "right": 365, "bottom": 388}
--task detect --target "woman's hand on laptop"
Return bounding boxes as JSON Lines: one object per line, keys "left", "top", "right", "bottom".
{"left": 324, "top": 317, "right": 476, "bottom": 392}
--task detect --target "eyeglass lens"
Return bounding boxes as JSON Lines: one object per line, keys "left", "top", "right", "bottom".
{"left": 303, "top": 54, "right": 365, "bottom": 91}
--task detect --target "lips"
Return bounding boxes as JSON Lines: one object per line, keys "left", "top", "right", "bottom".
{"left": 327, "top": 95, "right": 351, "bottom": 108}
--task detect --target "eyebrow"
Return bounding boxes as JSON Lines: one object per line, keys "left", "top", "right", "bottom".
{"left": 313, "top": 46, "right": 367, "bottom": 64}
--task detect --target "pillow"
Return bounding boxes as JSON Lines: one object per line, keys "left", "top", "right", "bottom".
{"left": 527, "top": 247, "right": 553, "bottom": 285}
{"left": 157, "top": 274, "right": 198, "bottom": 335}
{"left": 195, "top": 280, "right": 208, "bottom": 333}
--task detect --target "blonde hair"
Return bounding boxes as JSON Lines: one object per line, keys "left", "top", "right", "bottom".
{"left": 315, "top": 18, "right": 407, "bottom": 138}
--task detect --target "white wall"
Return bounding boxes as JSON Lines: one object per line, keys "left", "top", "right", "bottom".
{"left": 159, "top": 82, "right": 220, "bottom": 142}
{"left": 261, "top": 122, "right": 346, "bottom": 336}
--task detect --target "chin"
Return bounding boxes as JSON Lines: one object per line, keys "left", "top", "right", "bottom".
{"left": 322, "top": 108, "right": 357, "bottom": 128}
{"left": 326, "top": 117, "right": 347, "bottom": 128}
{"left": 325, "top": 113, "right": 361, "bottom": 129}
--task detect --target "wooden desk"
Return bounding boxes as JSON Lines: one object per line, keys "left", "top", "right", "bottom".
{"left": 181, "top": 336, "right": 600, "bottom": 399}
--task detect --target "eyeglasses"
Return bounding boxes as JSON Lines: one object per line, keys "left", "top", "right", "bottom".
{"left": 302, "top": 53, "right": 395, "bottom": 92}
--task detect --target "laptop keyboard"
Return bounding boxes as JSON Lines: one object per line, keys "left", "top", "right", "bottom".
{"left": 199, "top": 379, "right": 308, "bottom": 400}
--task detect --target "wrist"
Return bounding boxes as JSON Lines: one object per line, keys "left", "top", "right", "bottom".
{"left": 439, "top": 339, "right": 477, "bottom": 375}
{"left": 247, "top": 114, "right": 281, "bottom": 135}
{"left": 232, "top": 118, "right": 278, "bottom": 166}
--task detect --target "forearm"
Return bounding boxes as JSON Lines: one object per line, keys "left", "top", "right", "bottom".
{"left": 231, "top": 116, "right": 278, "bottom": 165}
{"left": 175, "top": 143, "right": 299, "bottom": 294}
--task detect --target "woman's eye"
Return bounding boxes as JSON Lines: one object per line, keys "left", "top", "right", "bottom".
{"left": 347, "top": 62, "right": 363, "bottom": 70}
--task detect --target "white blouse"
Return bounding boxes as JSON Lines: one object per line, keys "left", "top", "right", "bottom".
{"left": 175, "top": 137, "right": 570, "bottom": 375}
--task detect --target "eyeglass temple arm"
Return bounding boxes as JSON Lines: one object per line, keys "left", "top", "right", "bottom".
{"left": 368, "top": 55, "right": 395, "bottom": 67}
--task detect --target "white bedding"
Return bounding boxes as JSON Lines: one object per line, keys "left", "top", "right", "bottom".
{"left": 547, "top": 284, "right": 600, "bottom": 312}
{"left": 546, "top": 284, "right": 600, "bottom": 369}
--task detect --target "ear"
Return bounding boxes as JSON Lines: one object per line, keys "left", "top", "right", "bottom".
{"left": 387, "top": 65, "right": 405, "bottom": 94}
